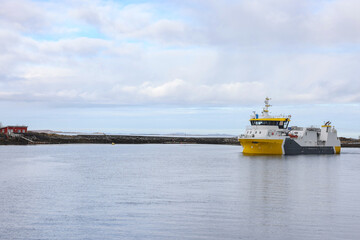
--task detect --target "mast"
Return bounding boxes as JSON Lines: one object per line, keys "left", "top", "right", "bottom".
{"left": 262, "top": 97, "right": 271, "bottom": 117}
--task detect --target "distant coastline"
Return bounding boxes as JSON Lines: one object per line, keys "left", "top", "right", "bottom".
{"left": 0, "top": 132, "right": 359, "bottom": 147}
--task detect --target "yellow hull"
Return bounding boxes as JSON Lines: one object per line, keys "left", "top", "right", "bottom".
{"left": 335, "top": 146, "right": 341, "bottom": 154}
{"left": 239, "top": 139, "right": 284, "bottom": 155}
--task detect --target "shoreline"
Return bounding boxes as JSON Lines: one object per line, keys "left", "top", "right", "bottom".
{"left": 0, "top": 132, "right": 359, "bottom": 147}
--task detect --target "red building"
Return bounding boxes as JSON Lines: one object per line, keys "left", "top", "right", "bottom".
{"left": 0, "top": 126, "right": 28, "bottom": 134}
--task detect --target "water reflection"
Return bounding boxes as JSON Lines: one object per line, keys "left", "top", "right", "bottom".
{"left": 242, "top": 154, "right": 343, "bottom": 239}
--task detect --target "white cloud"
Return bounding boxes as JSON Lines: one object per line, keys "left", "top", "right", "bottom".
{"left": 304, "top": 0, "right": 360, "bottom": 44}
{"left": 166, "top": 0, "right": 360, "bottom": 47}
{"left": 0, "top": 0, "right": 49, "bottom": 32}
{"left": 139, "top": 79, "right": 185, "bottom": 98}
{"left": 39, "top": 37, "right": 110, "bottom": 56}
{"left": 0, "top": 0, "right": 359, "bottom": 109}
{"left": 111, "top": 79, "right": 266, "bottom": 105}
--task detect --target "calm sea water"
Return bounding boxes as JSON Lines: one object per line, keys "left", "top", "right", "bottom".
{"left": 0, "top": 144, "right": 360, "bottom": 240}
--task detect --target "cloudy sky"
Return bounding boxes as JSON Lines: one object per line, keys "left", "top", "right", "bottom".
{"left": 0, "top": 0, "right": 359, "bottom": 136}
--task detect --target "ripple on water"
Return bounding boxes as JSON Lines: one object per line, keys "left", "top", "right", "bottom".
{"left": 0, "top": 144, "right": 360, "bottom": 240}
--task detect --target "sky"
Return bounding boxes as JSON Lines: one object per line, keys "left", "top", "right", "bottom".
{"left": 0, "top": 0, "right": 359, "bottom": 137}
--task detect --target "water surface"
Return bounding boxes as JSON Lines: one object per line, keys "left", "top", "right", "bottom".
{"left": 0, "top": 144, "right": 360, "bottom": 240}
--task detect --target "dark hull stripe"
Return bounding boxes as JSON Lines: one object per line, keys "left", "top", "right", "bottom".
{"left": 284, "top": 138, "right": 334, "bottom": 155}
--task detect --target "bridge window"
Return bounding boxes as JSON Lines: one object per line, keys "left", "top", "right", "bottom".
{"left": 250, "top": 120, "right": 289, "bottom": 129}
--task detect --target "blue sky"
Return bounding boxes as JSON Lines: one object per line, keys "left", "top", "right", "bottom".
{"left": 0, "top": 0, "right": 359, "bottom": 137}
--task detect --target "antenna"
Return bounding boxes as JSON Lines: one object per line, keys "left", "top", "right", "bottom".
{"left": 262, "top": 97, "right": 271, "bottom": 115}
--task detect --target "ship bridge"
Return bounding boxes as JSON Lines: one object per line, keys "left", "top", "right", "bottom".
{"left": 250, "top": 97, "right": 291, "bottom": 129}
{"left": 250, "top": 118, "right": 290, "bottom": 129}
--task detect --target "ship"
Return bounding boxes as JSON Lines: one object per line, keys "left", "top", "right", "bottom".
{"left": 238, "top": 97, "right": 341, "bottom": 155}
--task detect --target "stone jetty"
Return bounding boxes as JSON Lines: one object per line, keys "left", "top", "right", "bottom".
{"left": 0, "top": 132, "right": 239, "bottom": 145}
{"left": 0, "top": 132, "right": 359, "bottom": 147}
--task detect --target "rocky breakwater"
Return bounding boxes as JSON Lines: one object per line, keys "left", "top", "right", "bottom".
{"left": 339, "top": 137, "right": 360, "bottom": 148}
{"left": 1, "top": 133, "right": 359, "bottom": 147}
{"left": 0, "top": 132, "right": 239, "bottom": 145}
